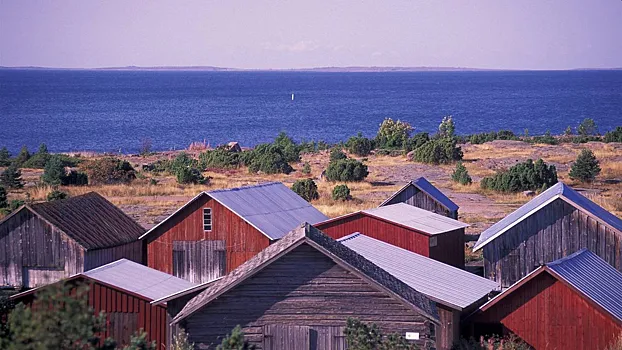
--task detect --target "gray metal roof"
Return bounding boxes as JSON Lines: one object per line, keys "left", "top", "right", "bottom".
{"left": 339, "top": 233, "right": 500, "bottom": 310}
{"left": 474, "top": 182, "right": 622, "bottom": 251}
{"left": 380, "top": 177, "right": 459, "bottom": 212}
{"left": 207, "top": 182, "right": 329, "bottom": 240}
{"left": 363, "top": 203, "right": 468, "bottom": 235}
{"left": 83, "top": 259, "right": 196, "bottom": 301}
{"left": 547, "top": 249, "right": 622, "bottom": 322}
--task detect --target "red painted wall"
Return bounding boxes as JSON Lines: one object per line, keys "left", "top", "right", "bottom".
{"left": 476, "top": 272, "right": 622, "bottom": 350}
{"left": 316, "top": 214, "right": 465, "bottom": 268}
{"left": 146, "top": 194, "right": 271, "bottom": 275}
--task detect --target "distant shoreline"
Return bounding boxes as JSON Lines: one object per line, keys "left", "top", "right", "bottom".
{"left": 1, "top": 66, "right": 621, "bottom": 72}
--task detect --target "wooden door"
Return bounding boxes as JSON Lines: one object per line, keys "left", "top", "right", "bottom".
{"left": 172, "top": 240, "right": 225, "bottom": 283}
{"left": 263, "top": 324, "right": 310, "bottom": 350}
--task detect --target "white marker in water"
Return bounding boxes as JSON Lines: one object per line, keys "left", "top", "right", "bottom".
{"left": 291, "top": 93, "right": 294, "bottom": 101}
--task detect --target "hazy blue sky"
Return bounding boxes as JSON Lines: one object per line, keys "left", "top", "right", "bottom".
{"left": 1, "top": 0, "right": 620, "bottom": 69}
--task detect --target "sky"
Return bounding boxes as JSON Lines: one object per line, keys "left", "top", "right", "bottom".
{"left": 1, "top": 0, "right": 621, "bottom": 70}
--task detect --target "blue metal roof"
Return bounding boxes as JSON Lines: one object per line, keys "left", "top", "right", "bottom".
{"left": 547, "top": 249, "right": 622, "bottom": 322}
{"left": 412, "top": 177, "right": 459, "bottom": 212}
{"left": 208, "top": 182, "right": 329, "bottom": 240}
{"left": 474, "top": 182, "right": 622, "bottom": 251}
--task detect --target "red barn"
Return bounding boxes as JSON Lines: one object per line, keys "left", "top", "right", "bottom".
{"left": 471, "top": 249, "right": 622, "bottom": 350}
{"left": 140, "top": 182, "right": 328, "bottom": 283}
{"left": 11, "top": 259, "right": 196, "bottom": 348}
{"left": 315, "top": 203, "right": 468, "bottom": 268}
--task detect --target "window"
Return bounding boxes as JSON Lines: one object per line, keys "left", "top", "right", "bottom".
{"left": 429, "top": 236, "right": 438, "bottom": 247}
{"left": 203, "top": 208, "right": 212, "bottom": 231}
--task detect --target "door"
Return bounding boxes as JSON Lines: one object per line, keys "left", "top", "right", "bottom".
{"left": 172, "top": 240, "right": 225, "bottom": 283}
{"left": 263, "top": 325, "right": 346, "bottom": 350}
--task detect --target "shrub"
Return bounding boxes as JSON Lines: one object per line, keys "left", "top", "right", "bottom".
{"left": 0, "top": 147, "right": 11, "bottom": 167}
{"left": 171, "top": 329, "right": 194, "bottom": 350}
{"left": 330, "top": 148, "right": 347, "bottom": 162}
{"left": 245, "top": 144, "right": 293, "bottom": 174}
{"left": 578, "top": 118, "right": 597, "bottom": 136}
{"left": 273, "top": 132, "right": 300, "bottom": 163}
{"left": 47, "top": 190, "right": 68, "bottom": 202}
{"left": 569, "top": 149, "right": 601, "bottom": 183}
{"left": 41, "top": 154, "right": 66, "bottom": 185}
{"left": 8, "top": 199, "right": 25, "bottom": 211}
{"left": 404, "top": 132, "right": 430, "bottom": 152}
{"left": 452, "top": 162, "right": 472, "bottom": 185}
{"left": 530, "top": 130, "right": 558, "bottom": 145}
{"left": 139, "top": 138, "right": 153, "bottom": 156}
{"left": 413, "top": 137, "right": 463, "bottom": 164}
{"left": 291, "top": 179, "right": 319, "bottom": 202}
{"left": 301, "top": 162, "right": 311, "bottom": 175}
{"left": 176, "top": 167, "right": 207, "bottom": 185}
{"left": 123, "top": 331, "right": 156, "bottom": 350}
{"left": 13, "top": 146, "right": 30, "bottom": 168}
{"left": 199, "top": 148, "right": 241, "bottom": 169}
{"left": 0, "top": 165, "right": 24, "bottom": 189}
{"left": 604, "top": 126, "right": 622, "bottom": 143}
{"left": 22, "top": 143, "right": 51, "bottom": 169}
{"left": 325, "top": 159, "right": 369, "bottom": 182}
{"left": 376, "top": 118, "right": 413, "bottom": 149}
{"left": 61, "top": 171, "right": 89, "bottom": 186}
{"left": 217, "top": 325, "right": 255, "bottom": 350}
{"left": 481, "top": 159, "right": 557, "bottom": 193}
{"left": 0, "top": 186, "right": 7, "bottom": 208}
{"left": 169, "top": 152, "right": 198, "bottom": 174}
{"left": 438, "top": 115, "right": 456, "bottom": 138}
{"left": 332, "top": 184, "right": 351, "bottom": 201}
{"left": 345, "top": 317, "right": 415, "bottom": 350}
{"left": 346, "top": 133, "right": 374, "bottom": 156}
{"left": 84, "top": 157, "right": 136, "bottom": 185}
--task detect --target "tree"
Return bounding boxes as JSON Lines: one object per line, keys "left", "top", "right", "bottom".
{"left": 171, "top": 329, "right": 194, "bottom": 350}
{"left": 481, "top": 159, "right": 557, "bottom": 192}
{"left": 344, "top": 318, "right": 416, "bottom": 350}
{"left": 438, "top": 115, "right": 455, "bottom": 138}
{"left": 216, "top": 325, "right": 255, "bottom": 350}
{"left": 413, "top": 138, "right": 463, "bottom": 164}
{"left": 176, "top": 167, "right": 207, "bottom": 185}
{"left": 0, "top": 186, "right": 7, "bottom": 209}
{"left": 301, "top": 162, "right": 311, "bottom": 175}
{"left": 329, "top": 148, "right": 347, "bottom": 162}
{"left": 84, "top": 157, "right": 136, "bottom": 185}
{"left": 245, "top": 144, "right": 293, "bottom": 175}
{"left": 122, "top": 331, "right": 156, "bottom": 350}
{"left": 376, "top": 118, "right": 413, "bottom": 149}
{"left": 564, "top": 126, "right": 573, "bottom": 136}
{"left": 199, "top": 149, "right": 241, "bottom": 169}
{"left": 604, "top": 126, "right": 622, "bottom": 143}
{"left": 325, "top": 159, "right": 369, "bottom": 182}
{"left": 0, "top": 147, "right": 11, "bottom": 167}
{"left": 41, "top": 155, "right": 66, "bottom": 186}
{"left": 569, "top": 149, "right": 601, "bottom": 183}
{"left": 47, "top": 190, "right": 68, "bottom": 202}
{"left": 291, "top": 179, "right": 319, "bottom": 202}
{"left": 13, "top": 146, "right": 30, "bottom": 168}
{"left": 578, "top": 118, "right": 597, "bottom": 136}
{"left": 0, "top": 165, "right": 24, "bottom": 189}
{"left": 332, "top": 184, "right": 351, "bottom": 201}
{"left": 22, "top": 144, "right": 51, "bottom": 169}
{"left": 2, "top": 281, "right": 116, "bottom": 350}
{"left": 346, "top": 132, "right": 374, "bottom": 156}
{"left": 452, "top": 162, "right": 472, "bottom": 185}
{"left": 273, "top": 132, "right": 300, "bottom": 163}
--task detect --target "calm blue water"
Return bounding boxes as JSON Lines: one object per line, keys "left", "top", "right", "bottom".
{"left": 1, "top": 69, "right": 621, "bottom": 154}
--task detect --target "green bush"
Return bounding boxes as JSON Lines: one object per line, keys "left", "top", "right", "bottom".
{"left": 438, "top": 115, "right": 456, "bottom": 138}
{"left": 413, "top": 137, "right": 463, "bottom": 164}
{"left": 41, "top": 154, "right": 66, "bottom": 186}
{"left": 169, "top": 152, "right": 198, "bottom": 174}
{"left": 301, "top": 162, "right": 311, "bottom": 175}
{"left": 0, "top": 186, "right": 7, "bottom": 209}
{"left": 217, "top": 325, "right": 255, "bottom": 350}
{"left": 61, "top": 171, "right": 89, "bottom": 186}
{"left": 569, "top": 149, "right": 601, "bottom": 183}
{"left": 452, "top": 162, "right": 472, "bottom": 185}
{"left": 47, "top": 190, "right": 68, "bottom": 202}
{"left": 345, "top": 317, "right": 416, "bottom": 350}
{"left": 332, "top": 184, "right": 351, "bottom": 201}
{"left": 0, "top": 165, "right": 24, "bottom": 189}
{"left": 199, "top": 148, "right": 241, "bottom": 169}
{"left": 346, "top": 133, "right": 374, "bottom": 156}
{"left": 404, "top": 132, "right": 430, "bottom": 152}
{"left": 330, "top": 148, "right": 347, "bottom": 162}
{"left": 578, "top": 118, "right": 597, "bottom": 136}
{"left": 22, "top": 143, "right": 51, "bottom": 169}
{"left": 273, "top": 132, "right": 301, "bottom": 163}
{"left": 0, "top": 147, "right": 11, "bottom": 167}
{"left": 13, "top": 146, "right": 30, "bottom": 168}
{"left": 84, "top": 157, "right": 136, "bottom": 185}
{"left": 245, "top": 144, "right": 294, "bottom": 174}
{"left": 176, "top": 167, "right": 207, "bottom": 185}
{"left": 481, "top": 159, "right": 557, "bottom": 193}
{"left": 604, "top": 126, "right": 622, "bottom": 143}
{"left": 530, "top": 131, "right": 558, "bottom": 145}
{"left": 468, "top": 130, "right": 518, "bottom": 144}
{"left": 298, "top": 140, "right": 331, "bottom": 154}
{"left": 291, "top": 179, "right": 319, "bottom": 202}
{"left": 325, "top": 159, "right": 368, "bottom": 182}
{"left": 376, "top": 118, "right": 413, "bottom": 149}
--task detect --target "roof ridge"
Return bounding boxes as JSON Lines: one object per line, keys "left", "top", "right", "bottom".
{"left": 207, "top": 181, "right": 281, "bottom": 194}
{"left": 336, "top": 232, "right": 362, "bottom": 242}
{"left": 546, "top": 248, "right": 589, "bottom": 267}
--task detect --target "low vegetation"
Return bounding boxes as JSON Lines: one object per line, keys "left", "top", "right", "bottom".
{"left": 291, "top": 179, "right": 320, "bottom": 202}
{"left": 47, "top": 190, "right": 68, "bottom": 202}
{"left": 217, "top": 325, "right": 255, "bottom": 350}
{"left": 413, "top": 137, "right": 463, "bottom": 164}
{"left": 325, "top": 158, "right": 369, "bottom": 182}
{"left": 84, "top": 157, "right": 136, "bottom": 185}
{"left": 346, "top": 132, "right": 374, "bottom": 156}
{"left": 481, "top": 159, "right": 557, "bottom": 193}
{"left": 345, "top": 317, "right": 416, "bottom": 350}
{"left": 452, "top": 162, "right": 472, "bottom": 185}
{"left": 569, "top": 149, "right": 601, "bottom": 183}
{"left": 0, "top": 165, "right": 24, "bottom": 189}
{"left": 332, "top": 184, "right": 352, "bottom": 201}
{"left": 375, "top": 118, "right": 413, "bottom": 150}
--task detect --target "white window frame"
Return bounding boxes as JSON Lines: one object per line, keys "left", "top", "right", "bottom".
{"left": 203, "top": 208, "right": 212, "bottom": 231}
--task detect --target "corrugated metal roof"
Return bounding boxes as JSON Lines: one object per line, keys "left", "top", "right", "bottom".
{"left": 474, "top": 182, "right": 622, "bottom": 251}
{"left": 30, "top": 192, "right": 145, "bottom": 249}
{"left": 83, "top": 259, "right": 196, "bottom": 301}
{"left": 380, "top": 177, "right": 459, "bottom": 212}
{"left": 207, "top": 182, "right": 329, "bottom": 240}
{"left": 547, "top": 249, "right": 622, "bottom": 322}
{"left": 339, "top": 233, "right": 499, "bottom": 310}
{"left": 173, "top": 223, "right": 439, "bottom": 324}
{"left": 363, "top": 203, "right": 468, "bottom": 235}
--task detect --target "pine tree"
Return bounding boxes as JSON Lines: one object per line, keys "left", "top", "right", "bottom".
{"left": 0, "top": 186, "right": 7, "bottom": 208}
{"left": 122, "top": 331, "right": 156, "bottom": 350}
{"left": 451, "top": 161, "right": 472, "bottom": 185}
{"left": 438, "top": 115, "right": 456, "bottom": 138}
{"left": 569, "top": 149, "right": 601, "bottom": 183}
{"left": 217, "top": 325, "right": 255, "bottom": 350}
{"left": 13, "top": 146, "right": 30, "bottom": 168}
{"left": 0, "top": 165, "right": 24, "bottom": 189}
{"left": 0, "top": 147, "right": 11, "bottom": 167}
{"left": 41, "top": 155, "right": 66, "bottom": 186}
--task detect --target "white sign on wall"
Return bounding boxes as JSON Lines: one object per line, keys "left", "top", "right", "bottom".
{"left": 405, "top": 332, "right": 420, "bottom": 340}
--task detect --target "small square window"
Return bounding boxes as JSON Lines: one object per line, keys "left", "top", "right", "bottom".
{"left": 429, "top": 236, "right": 438, "bottom": 247}
{"left": 203, "top": 208, "right": 212, "bottom": 231}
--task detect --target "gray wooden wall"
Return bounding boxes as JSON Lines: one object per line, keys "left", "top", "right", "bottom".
{"left": 84, "top": 240, "right": 145, "bottom": 271}
{"left": 384, "top": 185, "right": 457, "bottom": 219}
{"left": 484, "top": 198, "right": 622, "bottom": 288}
{"left": 181, "top": 244, "right": 435, "bottom": 349}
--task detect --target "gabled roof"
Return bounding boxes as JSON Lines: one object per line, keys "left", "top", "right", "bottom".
{"left": 339, "top": 233, "right": 500, "bottom": 310}
{"left": 140, "top": 182, "right": 328, "bottom": 241}
{"left": 480, "top": 249, "right": 622, "bottom": 324}
{"left": 151, "top": 277, "right": 223, "bottom": 306}
{"left": 380, "top": 177, "right": 459, "bottom": 212}
{"left": 321, "top": 203, "right": 466, "bottom": 235}
{"left": 474, "top": 182, "right": 622, "bottom": 251}
{"left": 172, "top": 223, "right": 439, "bottom": 324}
{"left": 12, "top": 259, "right": 195, "bottom": 302}
{"left": 1, "top": 192, "right": 145, "bottom": 250}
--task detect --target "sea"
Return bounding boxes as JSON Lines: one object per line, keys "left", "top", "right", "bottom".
{"left": 1, "top": 69, "right": 621, "bottom": 154}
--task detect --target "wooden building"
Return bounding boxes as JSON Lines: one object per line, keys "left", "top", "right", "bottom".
{"left": 473, "top": 182, "right": 622, "bottom": 288}
{"left": 170, "top": 223, "right": 440, "bottom": 350}
{"left": 140, "top": 182, "right": 328, "bottom": 284}
{"left": 470, "top": 249, "right": 622, "bottom": 350}
{"left": 381, "top": 177, "right": 459, "bottom": 219}
{"left": 11, "top": 259, "right": 196, "bottom": 347}
{"left": 0, "top": 192, "right": 145, "bottom": 289}
{"left": 339, "top": 233, "right": 500, "bottom": 350}
{"left": 315, "top": 203, "right": 468, "bottom": 268}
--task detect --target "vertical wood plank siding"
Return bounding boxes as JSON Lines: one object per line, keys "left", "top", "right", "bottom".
{"left": 146, "top": 195, "right": 271, "bottom": 281}
{"left": 84, "top": 240, "right": 145, "bottom": 271}
{"left": 474, "top": 272, "right": 622, "bottom": 350}
{"left": 316, "top": 214, "right": 466, "bottom": 268}
{"left": 384, "top": 185, "right": 457, "bottom": 219}
{"left": 483, "top": 198, "right": 622, "bottom": 288}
